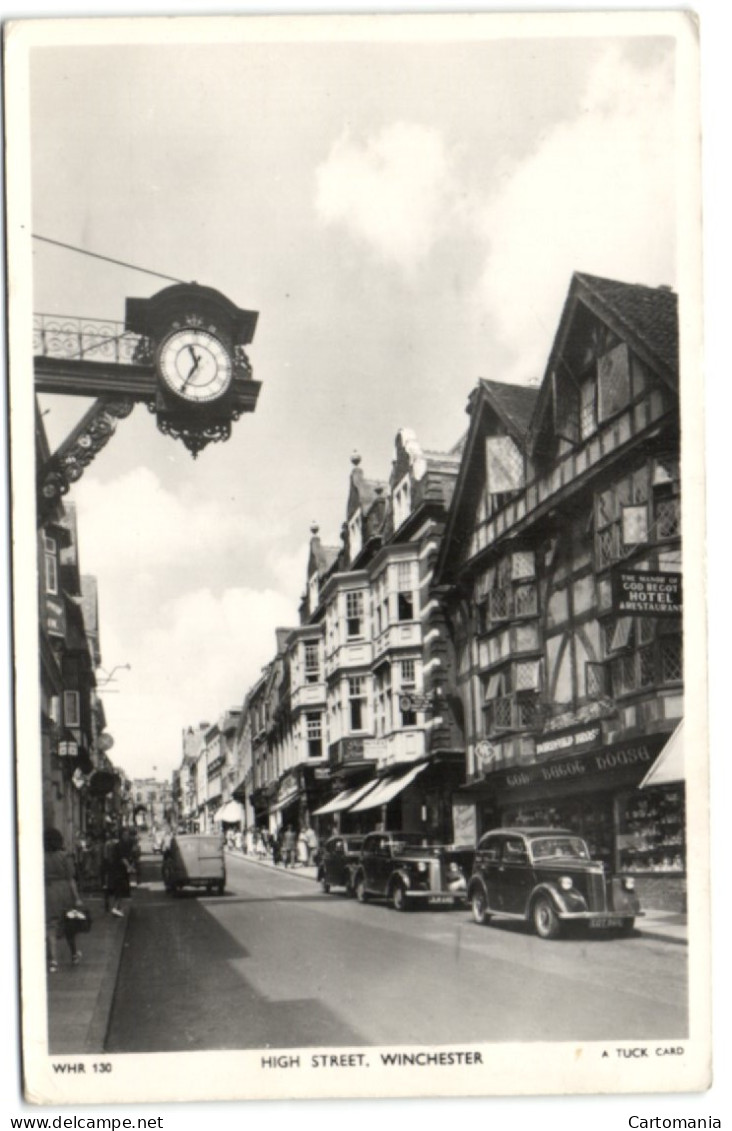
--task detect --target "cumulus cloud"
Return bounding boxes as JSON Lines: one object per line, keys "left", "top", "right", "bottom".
{"left": 69, "top": 468, "right": 306, "bottom": 776}
{"left": 72, "top": 467, "right": 280, "bottom": 582}
{"left": 100, "top": 584, "right": 298, "bottom": 777}
{"left": 473, "top": 47, "right": 676, "bottom": 382}
{"left": 315, "top": 122, "right": 455, "bottom": 271}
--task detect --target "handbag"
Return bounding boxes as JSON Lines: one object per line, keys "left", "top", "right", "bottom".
{"left": 63, "top": 907, "right": 92, "bottom": 939}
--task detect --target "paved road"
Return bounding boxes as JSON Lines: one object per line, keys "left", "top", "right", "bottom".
{"left": 106, "top": 852, "right": 688, "bottom": 1052}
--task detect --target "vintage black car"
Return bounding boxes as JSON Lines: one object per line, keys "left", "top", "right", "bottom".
{"left": 468, "top": 827, "right": 641, "bottom": 939}
{"left": 353, "top": 831, "right": 469, "bottom": 910}
{"left": 317, "top": 835, "right": 365, "bottom": 895}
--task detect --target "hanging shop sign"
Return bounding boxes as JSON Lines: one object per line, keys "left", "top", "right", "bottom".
{"left": 329, "top": 738, "right": 366, "bottom": 766}
{"left": 474, "top": 739, "right": 498, "bottom": 768}
{"left": 45, "top": 596, "right": 66, "bottom": 638}
{"left": 535, "top": 724, "right": 601, "bottom": 759}
{"left": 612, "top": 569, "right": 682, "bottom": 616}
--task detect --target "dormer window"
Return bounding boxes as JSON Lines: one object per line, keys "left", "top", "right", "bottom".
{"left": 393, "top": 475, "right": 411, "bottom": 530}
{"left": 348, "top": 508, "right": 363, "bottom": 561}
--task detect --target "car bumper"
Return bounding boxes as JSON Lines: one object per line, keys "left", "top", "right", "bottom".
{"left": 407, "top": 891, "right": 466, "bottom": 905}
{"left": 557, "top": 910, "right": 644, "bottom": 923}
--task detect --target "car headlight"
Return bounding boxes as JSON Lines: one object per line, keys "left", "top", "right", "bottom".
{"left": 559, "top": 876, "right": 574, "bottom": 891}
{"left": 622, "top": 877, "right": 635, "bottom": 891}
{"left": 417, "top": 862, "right": 428, "bottom": 873}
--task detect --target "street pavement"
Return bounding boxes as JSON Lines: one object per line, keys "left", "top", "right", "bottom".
{"left": 100, "top": 851, "right": 689, "bottom": 1053}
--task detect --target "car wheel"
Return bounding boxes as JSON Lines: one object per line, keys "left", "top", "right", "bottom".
{"left": 355, "top": 876, "right": 368, "bottom": 903}
{"left": 471, "top": 888, "right": 490, "bottom": 926}
{"left": 618, "top": 918, "right": 636, "bottom": 936}
{"left": 391, "top": 883, "right": 408, "bottom": 912}
{"left": 321, "top": 877, "right": 331, "bottom": 893}
{"left": 532, "top": 896, "right": 561, "bottom": 939}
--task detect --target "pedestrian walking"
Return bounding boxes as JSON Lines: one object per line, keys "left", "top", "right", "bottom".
{"left": 305, "top": 826, "right": 319, "bottom": 866}
{"left": 282, "top": 826, "right": 296, "bottom": 867}
{"left": 44, "top": 827, "right": 83, "bottom": 972}
{"left": 297, "top": 828, "right": 309, "bottom": 866}
{"left": 106, "top": 827, "right": 134, "bottom": 917}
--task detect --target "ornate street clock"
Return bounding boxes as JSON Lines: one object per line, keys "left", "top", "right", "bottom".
{"left": 35, "top": 282, "right": 261, "bottom": 517}
{"left": 125, "top": 282, "right": 259, "bottom": 457}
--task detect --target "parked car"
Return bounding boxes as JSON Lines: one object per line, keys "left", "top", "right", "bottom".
{"left": 317, "top": 835, "right": 365, "bottom": 895}
{"left": 353, "top": 831, "right": 468, "bottom": 910}
{"left": 468, "top": 827, "right": 641, "bottom": 939}
{"left": 162, "top": 833, "right": 226, "bottom": 895}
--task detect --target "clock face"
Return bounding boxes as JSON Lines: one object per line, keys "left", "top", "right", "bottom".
{"left": 158, "top": 328, "right": 233, "bottom": 403}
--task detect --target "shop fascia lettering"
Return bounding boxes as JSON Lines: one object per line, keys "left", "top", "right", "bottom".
{"left": 505, "top": 744, "right": 653, "bottom": 789}
{"left": 535, "top": 725, "right": 601, "bottom": 757}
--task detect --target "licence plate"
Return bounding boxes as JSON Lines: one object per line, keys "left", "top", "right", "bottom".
{"left": 428, "top": 896, "right": 454, "bottom": 905}
{"left": 589, "top": 916, "right": 624, "bottom": 929}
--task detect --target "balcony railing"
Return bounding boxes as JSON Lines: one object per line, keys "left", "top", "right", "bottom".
{"left": 34, "top": 313, "right": 149, "bottom": 365}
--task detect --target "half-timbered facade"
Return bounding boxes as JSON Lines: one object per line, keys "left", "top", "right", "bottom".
{"left": 438, "top": 273, "right": 684, "bottom": 909}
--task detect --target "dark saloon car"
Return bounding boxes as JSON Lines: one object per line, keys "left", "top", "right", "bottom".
{"left": 468, "top": 828, "right": 641, "bottom": 939}
{"left": 353, "top": 831, "right": 468, "bottom": 910}
{"left": 317, "top": 835, "right": 365, "bottom": 895}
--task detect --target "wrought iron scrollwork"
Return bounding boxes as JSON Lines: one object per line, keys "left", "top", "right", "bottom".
{"left": 38, "top": 396, "right": 136, "bottom": 505}
{"left": 155, "top": 413, "right": 235, "bottom": 458}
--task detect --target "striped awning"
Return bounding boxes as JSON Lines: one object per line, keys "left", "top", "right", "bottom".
{"left": 312, "top": 778, "right": 379, "bottom": 816}
{"left": 349, "top": 763, "right": 427, "bottom": 813}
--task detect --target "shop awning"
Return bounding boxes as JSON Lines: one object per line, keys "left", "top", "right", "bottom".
{"left": 214, "top": 800, "right": 246, "bottom": 823}
{"left": 640, "top": 722, "right": 684, "bottom": 788}
{"left": 312, "top": 779, "right": 379, "bottom": 816}
{"left": 349, "top": 763, "right": 427, "bottom": 812}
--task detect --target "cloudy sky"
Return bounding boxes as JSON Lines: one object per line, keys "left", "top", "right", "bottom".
{"left": 22, "top": 16, "right": 682, "bottom": 780}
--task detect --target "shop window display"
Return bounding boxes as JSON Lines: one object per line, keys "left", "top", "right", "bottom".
{"left": 616, "top": 786, "right": 685, "bottom": 873}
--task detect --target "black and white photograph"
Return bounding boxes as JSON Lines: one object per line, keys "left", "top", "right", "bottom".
{"left": 3, "top": 6, "right": 714, "bottom": 1112}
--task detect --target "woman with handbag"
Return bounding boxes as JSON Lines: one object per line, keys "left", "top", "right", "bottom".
{"left": 43, "top": 827, "right": 83, "bottom": 973}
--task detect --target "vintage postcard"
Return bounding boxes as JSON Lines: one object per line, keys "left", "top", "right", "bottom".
{"left": 4, "top": 9, "right": 710, "bottom": 1108}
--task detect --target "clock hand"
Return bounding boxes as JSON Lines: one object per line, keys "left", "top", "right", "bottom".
{"left": 183, "top": 349, "right": 201, "bottom": 388}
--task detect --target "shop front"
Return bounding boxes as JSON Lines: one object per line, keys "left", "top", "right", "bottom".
{"left": 342, "top": 753, "right": 465, "bottom": 842}
{"left": 268, "top": 766, "right": 333, "bottom": 835}
{"left": 455, "top": 730, "right": 685, "bottom": 912}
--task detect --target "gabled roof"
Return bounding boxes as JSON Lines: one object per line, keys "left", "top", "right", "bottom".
{"left": 476, "top": 379, "right": 539, "bottom": 441}
{"left": 574, "top": 272, "right": 678, "bottom": 377}
{"left": 527, "top": 272, "right": 679, "bottom": 456}
{"left": 435, "top": 379, "right": 539, "bottom": 586}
